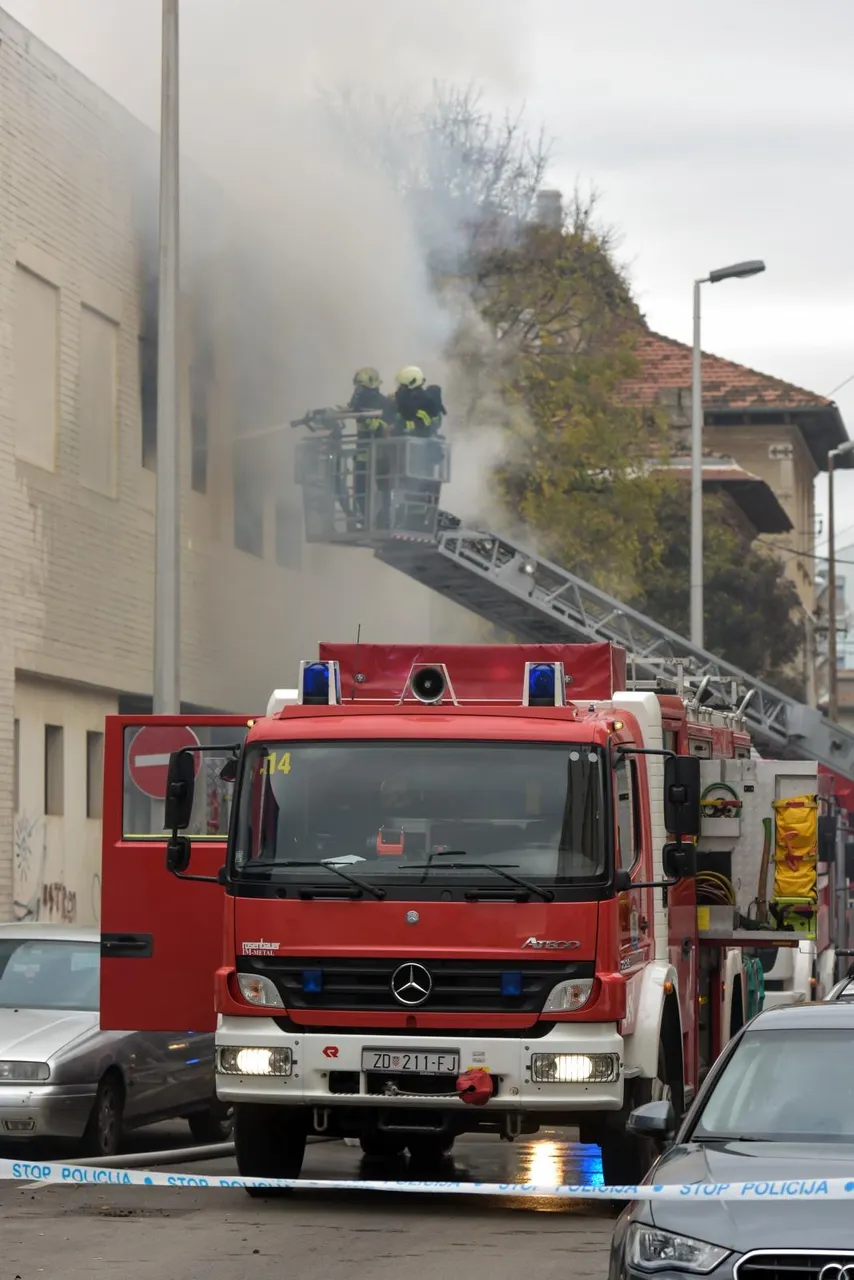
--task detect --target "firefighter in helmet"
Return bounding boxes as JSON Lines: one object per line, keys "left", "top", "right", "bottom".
{"left": 392, "top": 366, "right": 446, "bottom": 437}
{"left": 349, "top": 367, "right": 393, "bottom": 526}
{"left": 389, "top": 367, "right": 447, "bottom": 531}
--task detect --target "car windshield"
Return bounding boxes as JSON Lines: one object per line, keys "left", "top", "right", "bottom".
{"left": 0, "top": 939, "right": 100, "bottom": 1012}
{"left": 231, "top": 740, "right": 606, "bottom": 888}
{"left": 692, "top": 1027, "right": 854, "bottom": 1141}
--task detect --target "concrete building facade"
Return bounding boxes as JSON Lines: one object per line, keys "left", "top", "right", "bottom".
{"left": 0, "top": 9, "right": 436, "bottom": 925}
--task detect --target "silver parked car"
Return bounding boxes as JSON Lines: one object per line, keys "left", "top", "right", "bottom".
{"left": 0, "top": 923, "right": 231, "bottom": 1158}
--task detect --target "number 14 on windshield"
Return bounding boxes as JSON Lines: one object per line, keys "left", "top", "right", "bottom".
{"left": 260, "top": 752, "right": 292, "bottom": 775}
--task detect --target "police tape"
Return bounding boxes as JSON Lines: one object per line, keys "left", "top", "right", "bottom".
{"left": 2, "top": 1160, "right": 854, "bottom": 1201}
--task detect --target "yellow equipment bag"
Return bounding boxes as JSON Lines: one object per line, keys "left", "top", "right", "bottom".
{"left": 771, "top": 794, "right": 818, "bottom": 902}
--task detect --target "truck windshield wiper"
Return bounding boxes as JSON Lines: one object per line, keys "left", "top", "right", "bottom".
{"left": 237, "top": 859, "right": 385, "bottom": 900}
{"left": 407, "top": 855, "right": 554, "bottom": 902}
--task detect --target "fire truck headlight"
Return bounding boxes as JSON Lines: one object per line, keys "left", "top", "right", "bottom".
{"left": 529, "top": 1053, "right": 619, "bottom": 1084}
{"left": 218, "top": 1047, "right": 293, "bottom": 1076}
{"left": 237, "top": 973, "right": 284, "bottom": 1008}
{"left": 542, "top": 978, "right": 593, "bottom": 1013}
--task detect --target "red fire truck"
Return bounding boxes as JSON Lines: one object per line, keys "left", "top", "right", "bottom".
{"left": 100, "top": 642, "right": 830, "bottom": 1189}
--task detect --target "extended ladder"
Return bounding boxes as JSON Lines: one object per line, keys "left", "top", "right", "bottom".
{"left": 375, "top": 518, "right": 854, "bottom": 778}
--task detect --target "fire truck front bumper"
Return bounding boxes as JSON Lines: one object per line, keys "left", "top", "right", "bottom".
{"left": 215, "top": 1018, "right": 625, "bottom": 1111}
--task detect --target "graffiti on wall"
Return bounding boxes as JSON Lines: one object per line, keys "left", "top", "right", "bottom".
{"left": 13, "top": 811, "right": 46, "bottom": 922}
{"left": 12, "top": 810, "right": 98, "bottom": 925}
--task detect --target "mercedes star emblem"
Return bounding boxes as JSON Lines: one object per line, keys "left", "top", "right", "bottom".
{"left": 390, "top": 962, "right": 432, "bottom": 1006}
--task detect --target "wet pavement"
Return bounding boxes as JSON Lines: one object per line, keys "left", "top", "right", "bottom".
{"left": 0, "top": 1127, "right": 617, "bottom": 1278}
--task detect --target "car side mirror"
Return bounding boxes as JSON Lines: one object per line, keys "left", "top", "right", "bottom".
{"left": 664, "top": 755, "right": 701, "bottom": 838}
{"left": 627, "top": 1099, "right": 676, "bottom": 1140}
{"left": 165, "top": 749, "right": 196, "bottom": 831}
{"left": 614, "top": 868, "right": 632, "bottom": 893}
{"left": 662, "top": 841, "right": 697, "bottom": 880}
{"left": 166, "top": 835, "right": 192, "bottom": 874}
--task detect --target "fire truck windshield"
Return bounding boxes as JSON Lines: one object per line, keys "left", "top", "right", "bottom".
{"left": 229, "top": 740, "right": 607, "bottom": 892}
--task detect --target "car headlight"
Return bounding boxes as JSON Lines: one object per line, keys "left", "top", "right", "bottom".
{"left": 0, "top": 1061, "right": 51, "bottom": 1083}
{"left": 542, "top": 978, "right": 592, "bottom": 1012}
{"left": 626, "top": 1223, "right": 730, "bottom": 1273}
{"left": 237, "top": 973, "right": 284, "bottom": 1008}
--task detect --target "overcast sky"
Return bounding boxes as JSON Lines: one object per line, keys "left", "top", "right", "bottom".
{"left": 5, "top": 0, "right": 853, "bottom": 553}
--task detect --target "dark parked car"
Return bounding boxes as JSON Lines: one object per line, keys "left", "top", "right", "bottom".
{"left": 0, "top": 923, "right": 231, "bottom": 1158}
{"left": 610, "top": 1001, "right": 854, "bottom": 1278}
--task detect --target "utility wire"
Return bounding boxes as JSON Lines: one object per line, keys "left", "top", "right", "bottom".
{"left": 756, "top": 538, "right": 854, "bottom": 566}
{"left": 827, "top": 373, "right": 854, "bottom": 398}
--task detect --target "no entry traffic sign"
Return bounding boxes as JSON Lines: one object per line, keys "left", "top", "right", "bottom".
{"left": 127, "top": 725, "right": 201, "bottom": 799}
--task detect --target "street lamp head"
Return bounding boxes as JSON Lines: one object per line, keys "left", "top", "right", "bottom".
{"left": 830, "top": 440, "right": 854, "bottom": 460}
{"left": 708, "top": 259, "right": 766, "bottom": 284}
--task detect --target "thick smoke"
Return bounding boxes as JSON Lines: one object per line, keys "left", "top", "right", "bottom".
{"left": 8, "top": 0, "right": 536, "bottom": 645}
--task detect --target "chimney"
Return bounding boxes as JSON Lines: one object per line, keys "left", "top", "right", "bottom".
{"left": 535, "top": 188, "right": 563, "bottom": 230}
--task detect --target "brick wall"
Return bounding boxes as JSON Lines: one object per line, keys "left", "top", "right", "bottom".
{"left": 0, "top": 10, "right": 436, "bottom": 917}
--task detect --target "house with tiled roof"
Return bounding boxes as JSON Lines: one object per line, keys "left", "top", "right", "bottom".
{"left": 622, "top": 331, "right": 852, "bottom": 616}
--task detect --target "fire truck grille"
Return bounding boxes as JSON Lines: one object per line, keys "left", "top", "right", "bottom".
{"left": 237, "top": 956, "right": 594, "bottom": 1013}
{"left": 735, "top": 1253, "right": 854, "bottom": 1280}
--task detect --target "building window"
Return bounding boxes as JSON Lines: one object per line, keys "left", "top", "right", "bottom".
{"left": 233, "top": 448, "right": 263, "bottom": 557}
{"left": 86, "top": 731, "right": 104, "bottom": 819}
{"left": 190, "top": 357, "right": 209, "bottom": 494}
{"left": 13, "top": 720, "right": 20, "bottom": 812}
{"left": 139, "top": 335, "right": 158, "bottom": 470}
{"left": 79, "top": 305, "right": 119, "bottom": 495}
{"left": 275, "top": 500, "right": 301, "bottom": 569}
{"left": 14, "top": 264, "right": 59, "bottom": 470}
{"left": 44, "top": 724, "right": 64, "bottom": 816}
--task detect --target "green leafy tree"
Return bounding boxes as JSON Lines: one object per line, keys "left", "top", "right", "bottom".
{"left": 468, "top": 207, "right": 674, "bottom": 597}
{"left": 633, "top": 488, "right": 806, "bottom": 694}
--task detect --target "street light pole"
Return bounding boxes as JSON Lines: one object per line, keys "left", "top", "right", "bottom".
{"left": 827, "top": 440, "right": 854, "bottom": 722}
{"left": 153, "top": 0, "right": 181, "bottom": 714}
{"left": 689, "top": 259, "right": 766, "bottom": 652}
{"left": 690, "top": 279, "right": 704, "bottom": 649}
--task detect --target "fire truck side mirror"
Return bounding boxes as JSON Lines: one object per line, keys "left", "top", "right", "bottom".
{"left": 662, "top": 842, "right": 697, "bottom": 880}
{"left": 663, "top": 755, "right": 701, "bottom": 838}
{"left": 166, "top": 836, "right": 192, "bottom": 875}
{"left": 165, "top": 749, "right": 196, "bottom": 832}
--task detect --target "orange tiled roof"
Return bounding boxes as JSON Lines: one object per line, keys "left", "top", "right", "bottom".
{"left": 622, "top": 331, "right": 833, "bottom": 411}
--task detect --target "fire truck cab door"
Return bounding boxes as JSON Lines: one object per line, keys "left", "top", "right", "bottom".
{"left": 100, "top": 714, "right": 249, "bottom": 1033}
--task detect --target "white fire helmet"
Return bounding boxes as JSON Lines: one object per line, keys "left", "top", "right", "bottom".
{"left": 395, "top": 366, "right": 425, "bottom": 390}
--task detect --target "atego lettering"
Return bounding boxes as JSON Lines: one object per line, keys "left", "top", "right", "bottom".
{"left": 521, "top": 938, "right": 581, "bottom": 951}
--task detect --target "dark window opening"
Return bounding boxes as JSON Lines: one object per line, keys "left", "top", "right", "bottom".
{"left": 86, "top": 731, "right": 104, "bottom": 820}
{"left": 44, "top": 724, "right": 64, "bottom": 816}
{"left": 139, "top": 334, "right": 157, "bottom": 471}
{"left": 275, "top": 499, "right": 301, "bottom": 569}
{"left": 190, "top": 340, "right": 212, "bottom": 495}
{"left": 192, "top": 410, "right": 208, "bottom": 494}
{"left": 234, "top": 448, "right": 264, "bottom": 557}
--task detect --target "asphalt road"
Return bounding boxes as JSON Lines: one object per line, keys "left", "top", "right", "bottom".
{"left": 0, "top": 1125, "right": 617, "bottom": 1279}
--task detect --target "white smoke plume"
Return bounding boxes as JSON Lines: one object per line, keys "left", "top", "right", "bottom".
{"left": 7, "top": 0, "right": 539, "bottom": 647}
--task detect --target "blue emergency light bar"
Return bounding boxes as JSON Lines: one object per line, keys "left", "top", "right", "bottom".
{"left": 523, "top": 661, "right": 567, "bottom": 708}
{"left": 298, "top": 660, "right": 342, "bottom": 706}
